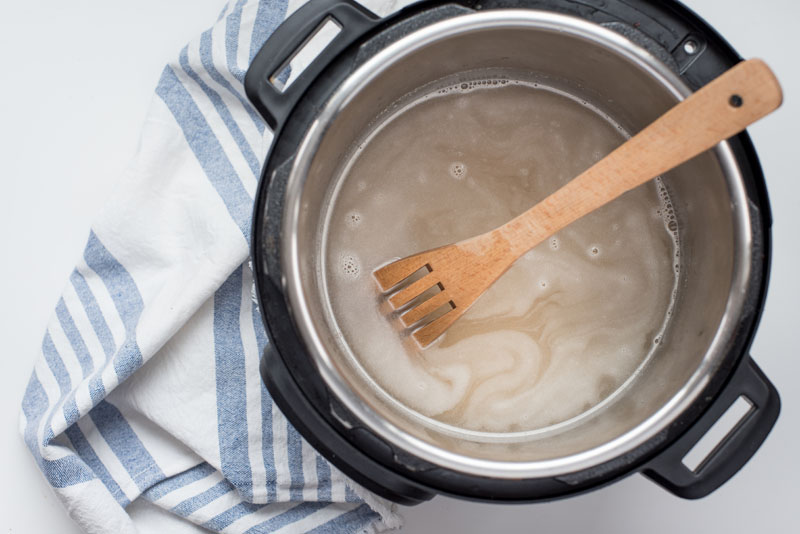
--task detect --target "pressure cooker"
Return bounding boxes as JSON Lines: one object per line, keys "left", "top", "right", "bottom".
{"left": 243, "top": 0, "right": 780, "bottom": 505}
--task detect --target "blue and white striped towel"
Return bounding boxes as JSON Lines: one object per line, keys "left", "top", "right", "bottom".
{"left": 19, "top": 1, "right": 412, "bottom": 532}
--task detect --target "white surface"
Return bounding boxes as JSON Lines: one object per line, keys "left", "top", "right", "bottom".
{"left": 1, "top": 1, "right": 797, "bottom": 533}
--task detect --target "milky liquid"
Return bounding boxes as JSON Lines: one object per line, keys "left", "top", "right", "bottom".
{"left": 322, "top": 78, "right": 678, "bottom": 434}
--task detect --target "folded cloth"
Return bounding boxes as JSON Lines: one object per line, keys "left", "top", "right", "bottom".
{"left": 19, "top": 1, "right": 411, "bottom": 532}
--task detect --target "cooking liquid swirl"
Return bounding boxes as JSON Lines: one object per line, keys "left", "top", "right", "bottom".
{"left": 322, "top": 78, "right": 678, "bottom": 433}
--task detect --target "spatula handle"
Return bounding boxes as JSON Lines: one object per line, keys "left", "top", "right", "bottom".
{"left": 503, "top": 59, "right": 783, "bottom": 256}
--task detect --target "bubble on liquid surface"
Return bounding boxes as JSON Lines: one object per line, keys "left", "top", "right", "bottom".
{"left": 340, "top": 254, "right": 360, "bottom": 279}
{"left": 589, "top": 245, "right": 600, "bottom": 257}
{"left": 449, "top": 162, "right": 467, "bottom": 179}
{"left": 345, "top": 211, "right": 362, "bottom": 228}
{"left": 550, "top": 238, "right": 560, "bottom": 250}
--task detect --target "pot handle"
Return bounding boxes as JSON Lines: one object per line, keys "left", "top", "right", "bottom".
{"left": 642, "top": 356, "right": 780, "bottom": 499}
{"left": 244, "top": 0, "right": 381, "bottom": 130}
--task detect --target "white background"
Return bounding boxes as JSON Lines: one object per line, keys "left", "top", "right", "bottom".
{"left": 1, "top": 1, "right": 797, "bottom": 533}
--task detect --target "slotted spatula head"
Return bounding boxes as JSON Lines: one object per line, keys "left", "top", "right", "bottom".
{"left": 373, "top": 234, "right": 515, "bottom": 347}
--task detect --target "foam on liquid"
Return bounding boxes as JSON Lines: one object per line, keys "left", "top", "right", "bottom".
{"left": 322, "top": 78, "right": 679, "bottom": 434}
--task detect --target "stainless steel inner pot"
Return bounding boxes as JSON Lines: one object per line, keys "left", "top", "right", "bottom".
{"left": 280, "top": 10, "right": 750, "bottom": 478}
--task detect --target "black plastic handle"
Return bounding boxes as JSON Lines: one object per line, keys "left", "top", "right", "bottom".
{"left": 643, "top": 356, "right": 780, "bottom": 499}
{"left": 244, "top": 0, "right": 381, "bottom": 130}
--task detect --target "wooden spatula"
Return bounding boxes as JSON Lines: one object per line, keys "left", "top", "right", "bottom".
{"left": 373, "top": 59, "right": 782, "bottom": 347}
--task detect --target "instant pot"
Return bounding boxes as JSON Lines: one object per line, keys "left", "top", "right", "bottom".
{"left": 244, "top": 0, "right": 780, "bottom": 504}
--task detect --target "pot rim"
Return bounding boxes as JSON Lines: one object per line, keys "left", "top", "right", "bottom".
{"left": 280, "top": 9, "right": 752, "bottom": 479}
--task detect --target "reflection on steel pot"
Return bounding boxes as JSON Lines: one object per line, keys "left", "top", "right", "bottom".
{"left": 244, "top": 0, "right": 779, "bottom": 505}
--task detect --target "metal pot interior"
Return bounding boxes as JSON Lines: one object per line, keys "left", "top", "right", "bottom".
{"left": 280, "top": 11, "right": 751, "bottom": 477}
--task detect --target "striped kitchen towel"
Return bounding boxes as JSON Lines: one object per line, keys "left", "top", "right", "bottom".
{"left": 19, "top": 1, "right": 414, "bottom": 532}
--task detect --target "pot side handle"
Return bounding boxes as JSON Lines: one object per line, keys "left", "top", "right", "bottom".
{"left": 244, "top": 0, "right": 381, "bottom": 130}
{"left": 642, "top": 356, "right": 780, "bottom": 499}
